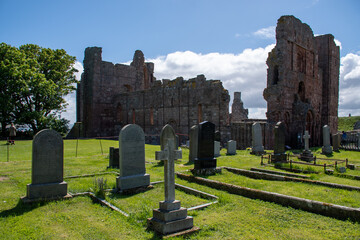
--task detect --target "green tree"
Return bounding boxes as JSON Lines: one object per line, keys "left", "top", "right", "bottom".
{"left": 0, "top": 43, "right": 78, "bottom": 136}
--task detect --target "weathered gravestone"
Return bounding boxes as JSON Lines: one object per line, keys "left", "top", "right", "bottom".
{"left": 251, "top": 122, "right": 265, "bottom": 155}
{"left": 332, "top": 133, "right": 341, "bottom": 151}
{"left": 300, "top": 131, "right": 314, "bottom": 161}
{"left": 322, "top": 125, "right": 333, "bottom": 154}
{"left": 271, "top": 122, "right": 287, "bottom": 162}
{"left": 116, "top": 124, "right": 150, "bottom": 191}
{"left": 193, "top": 121, "right": 221, "bottom": 175}
{"left": 147, "top": 124, "right": 194, "bottom": 235}
{"left": 24, "top": 129, "right": 69, "bottom": 201}
{"left": 108, "top": 147, "right": 119, "bottom": 168}
{"left": 188, "top": 125, "right": 198, "bottom": 163}
{"left": 214, "top": 141, "right": 221, "bottom": 157}
{"left": 214, "top": 130, "right": 221, "bottom": 142}
{"left": 227, "top": 140, "right": 237, "bottom": 155}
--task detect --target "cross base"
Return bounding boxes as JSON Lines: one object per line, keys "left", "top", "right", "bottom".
{"left": 271, "top": 153, "right": 287, "bottom": 163}
{"left": 300, "top": 150, "right": 314, "bottom": 162}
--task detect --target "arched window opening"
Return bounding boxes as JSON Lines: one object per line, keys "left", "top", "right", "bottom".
{"left": 198, "top": 104, "right": 203, "bottom": 123}
{"left": 116, "top": 103, "right": 122, "bottom": 122}
{"left": 298, "top": 81, "right": 305, "bottom": 102}
{"left": 132, "top": 109, "right": 136, "bottom": 124}
{"left": 150, "top": 107, "right": 154, "bottom": 125}
{"left": 273, "top": 65, "right": 279, "bottom": 85}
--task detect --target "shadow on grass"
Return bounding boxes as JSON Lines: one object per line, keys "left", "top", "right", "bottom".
{"left": 0, "top": 199, "right": 48, "bottom": 218}
{"left": 107, "top": 185, "right": 155, "bottom": 200}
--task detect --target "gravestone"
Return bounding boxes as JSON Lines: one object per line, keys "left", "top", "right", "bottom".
{"left": 338, "top": 167, "right": 346, "bottom": 173}
{"left": 357, "top": 133, "right": 360, "bottom": 148}
{"left": 251, "top": 122, "right": 264, "bottom": 155}
{"left": 148, "top": 124, "right": 194, "bottom": 235}
{"left": 108, "top": 147, "right": 119, "bottom": 168}
{"left": 332, "top": 133, "right": 341, "bottom": 151}
{"left": 188, "top": 125, "right": 198, "bottom": 162}
{"left": 193, "top": 121, "right": 220, "bottom": 175}
{"left": 116, "top": 124, "right": 150, "bottom": 191}
{"left": 322, "top": 125, "right": 333, "bottom": 154}
{"left": 272, "top": 122, "right": 287, "bottom": 162}
{"left": 300, "top": 131, "right": 313, "bottom": 161}
{"left": 214, "top": 141, "right": 221, "bottom": 157}
{"left": 25, "top": 129, "right": 69, "bottom": 201}
{"left": 214, "top": 131, "right": 221, "bottom": 142}
{"left": 227, "top": 140, "right": 237, "bottom": 155}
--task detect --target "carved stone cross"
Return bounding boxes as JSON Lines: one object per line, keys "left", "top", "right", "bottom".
{"left": 303, "top": 130, "right": 310, "bottom": 151}
{"left": 155, "top": 124, "right": 182, "bottom": 202}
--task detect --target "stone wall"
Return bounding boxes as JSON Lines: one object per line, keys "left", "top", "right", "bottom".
{"left": 75, "top": 48, "right": 231, "bottom": 142}
{"left": 263, "top": 15, "right": 340, "bottom": 148}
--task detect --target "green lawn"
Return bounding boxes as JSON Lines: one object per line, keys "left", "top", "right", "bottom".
{"left": 338, "top": 116, "right": 360, "bottom": 131}
{"left": 1, "top": 140, "right": 360, "bottom": 239}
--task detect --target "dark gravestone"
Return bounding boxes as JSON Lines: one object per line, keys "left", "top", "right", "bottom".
{"left": 192, "top": 121, "right": 221, "bottom": 175}
{"left": 272, "top": 122, "right": 287, "bottom": 162}
{"left": 25, "top": 129, "right": 68, "bottom": 201}
{"left": 108, "top": 147, "right": 119, "bottom": 168}
{"left": 116, "top": 124, "right": 150, "bottom": 191}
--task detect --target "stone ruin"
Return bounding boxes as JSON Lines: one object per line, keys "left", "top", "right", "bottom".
{"left": 263, "top": 15, "right": 339, "bottom": 148}
{"left": 72, "top": 47, "right": 248, "bottom": 144}
{"left": 69, "top": 15, "right": 340, "bottom": 151}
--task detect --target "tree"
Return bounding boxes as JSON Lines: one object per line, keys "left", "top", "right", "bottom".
{"left": 0, "top": 43, "right": 78, "bottom": 136}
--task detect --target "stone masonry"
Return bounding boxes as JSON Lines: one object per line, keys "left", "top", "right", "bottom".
{"left": 75, "top": 47, "right": 231, "bottom": 142}
{"left": 263, "top": 15, "right": 340, "bottom": 148}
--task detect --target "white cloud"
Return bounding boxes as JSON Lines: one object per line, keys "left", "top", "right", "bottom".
{"left": 253, "top": 26, "right": 276, "bottom": 39}
{"left": 339, "top": 52, "right": 360, "bottom": 114}
{"left": 61, "top": 61, "right": 83, "bottom": 126}
{"left": 334, "top": 39, "right": 342, "bottom": 50}
{"left": 148, "top": 45, "right": 275, "bottom": 118}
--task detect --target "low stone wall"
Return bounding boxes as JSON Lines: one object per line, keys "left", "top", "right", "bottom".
{"left": 176, "top": 173, "right": 360, "bottom": 222}
{"left": 250, "top": 167, "right": 309, "bottom": 178}
{"left": 223, "top": 167, "right": 360, "bottom": 192}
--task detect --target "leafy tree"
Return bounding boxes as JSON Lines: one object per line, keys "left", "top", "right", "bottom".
{"left": 0, "top": 43, "right": 78, "bottom": 136}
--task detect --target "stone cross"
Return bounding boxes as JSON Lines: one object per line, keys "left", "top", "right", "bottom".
{"left": 155, "top": 124, "right": 182, "bottom": 202}
{"left": 303, "top": 131, "right": 310, "bottom": 151}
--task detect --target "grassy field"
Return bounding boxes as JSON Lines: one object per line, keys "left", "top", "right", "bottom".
{"left": 338, "top": 116, "right": 360, "bottom": 131}
{"left": 1, "top": 139, "right": 360, "bottom": 239}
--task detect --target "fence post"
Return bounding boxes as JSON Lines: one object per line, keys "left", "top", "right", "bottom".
{"left": 7, "top": 144, "right": 9, "bottom": 162}
{"left": 99, "top": 138, "right": 103, "bottom": 155}
{"left": 261, "top": 155, "right": 263, "bottom": 165}
{"left": 346, "top": 158, "right": 348, "bottom": 167}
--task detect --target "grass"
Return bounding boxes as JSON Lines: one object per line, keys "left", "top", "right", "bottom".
{"left": 1, "top": 140, "right": 360, "bottom": 239}
{"left": 338, "top": 115, "right": 360, "bottom": 131}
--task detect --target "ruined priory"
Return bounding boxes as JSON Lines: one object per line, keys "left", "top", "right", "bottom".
{"left": 70, "top": 15, "right": 339, "bottom": 149}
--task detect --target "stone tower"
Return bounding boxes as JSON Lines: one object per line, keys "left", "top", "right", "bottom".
{"left": 76, "top": 47, "right": 155, "bottom": 137}
{"left": 231, "top": 92, "right": 248, "bottom": 123}
{"left": 263, "top": 15, "right": 339, "bottom": 147}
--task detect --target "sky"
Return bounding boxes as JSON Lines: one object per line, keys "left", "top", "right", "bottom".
{"left": 1, "top": 0, "right": 360, "bottom": 125}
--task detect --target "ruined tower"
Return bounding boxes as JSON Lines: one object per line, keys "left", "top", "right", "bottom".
{"left": 231, "top": 92, "right": 248, "bottom": 123}
{"left": 263, "top": 15, "right": 340, "bottom": 147}
{"left": 76, "top": 47, "right": 155, "bottom": 137}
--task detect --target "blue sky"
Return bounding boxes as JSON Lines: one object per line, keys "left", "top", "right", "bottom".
{"left": 1, "top": 0, "right": 360, "bottom": 124}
